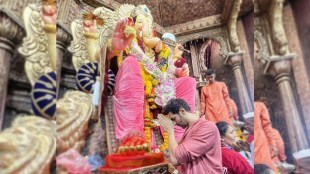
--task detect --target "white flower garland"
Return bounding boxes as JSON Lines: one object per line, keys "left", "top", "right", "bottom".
{"left": 130, "top": 42, "right": 176, "bottom": 106}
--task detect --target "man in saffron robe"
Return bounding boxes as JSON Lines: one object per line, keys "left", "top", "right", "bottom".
{"left": 158, "top": 98, "right": 223, "bottom": 174}
{"left": 200, "top": 69, "right": 233, "bottom": 126}
{"left": 270, "top": 128, "right": 295, "bottom": 171}
{"left": 254, "top": 102, "right": 278, "bottom": 172}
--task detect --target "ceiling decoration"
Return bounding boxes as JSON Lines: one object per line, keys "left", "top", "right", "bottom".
{"left": 112, "top": 0, "right": 252, "bottom": 26}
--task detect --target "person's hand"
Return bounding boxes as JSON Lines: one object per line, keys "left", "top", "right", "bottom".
{"left": 111, "top": 17, "right": 135, "bottom": 52}
{"left": 158, "top": 114, "right": 174, "bottom": 133}
{"left": 175, "top": 64, "right": 189, "bottom": 77}
{"left": 174, "top": 43, "right": 184, "bottom": 58}
{"left": 168, "top": 163, "right": 176, "bottom": 173}
{"left": 228, "top": 110, "right": 234, "bottom": 117}
{"left": 271, "top": 146, "right": 279, "bottom": 158}
{"left": 235, "top": 140, "right": 250, "bottom": 152}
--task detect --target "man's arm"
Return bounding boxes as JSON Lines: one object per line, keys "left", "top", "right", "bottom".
{"left": 222, "top": 83, "right": 233, "bottom": 116}
{"left": 174, "top": 123, "right": 217, "bottom": 164}
{"left": 260, "top": 103, "right": 278, "bottom": 156}
{"left": 167, "top": 130, "right": 179, "bottom": 166}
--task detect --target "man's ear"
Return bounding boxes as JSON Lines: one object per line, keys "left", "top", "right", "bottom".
{"left": 179, "top": 108, "right": 186, "bottom": 115}
{"left": 220, "top": 137, "right": 225, "bottom": 144}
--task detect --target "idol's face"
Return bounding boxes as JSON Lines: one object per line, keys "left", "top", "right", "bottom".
{"left": 134, "top": 14, "right": 146, "bottom": 33}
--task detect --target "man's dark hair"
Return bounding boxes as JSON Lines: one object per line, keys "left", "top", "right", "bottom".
{"left": 254, "top": 164, "right": 272, "bottom": 174}
{"left": 216, "top": 121, "right": 229, "bottom": 137}
{"left": 162, "top": 98, "right": 191, "bottom": 115}
{"left": 205, "top": 69, "right": 215, "bottom": 76}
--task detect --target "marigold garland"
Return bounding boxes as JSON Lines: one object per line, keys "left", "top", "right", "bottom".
{"left": 138, "top": 43, "right": 173, "bottom": 152}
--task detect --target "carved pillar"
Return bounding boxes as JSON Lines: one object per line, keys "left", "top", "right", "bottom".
{"left": 0, "top": 38, "right": 13, "bottom": 130}
{"left": 264, "top": 54, "right": 309, "bottom": 151}
{"left": 56, "top": 23, "right": 72, "bottom": 97}
{"left": 189, "top": 44, "right": 199, "bottom": 77}
{"left": 0, "top": 9, "right": 25, "bottom": 130}
{"left": 225, "top": 52, "right": 253, "bottom": 114}
{"left": 189, "top": 44, "right": 202, "bottom": 110}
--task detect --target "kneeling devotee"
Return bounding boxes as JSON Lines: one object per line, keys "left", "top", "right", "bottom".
{"left": 158, "top": 98, "right": 222, "bottom": 174}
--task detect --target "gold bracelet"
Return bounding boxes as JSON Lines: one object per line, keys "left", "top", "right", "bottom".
{"left": 107, "top": 39, "right": 122, "bottom": 56}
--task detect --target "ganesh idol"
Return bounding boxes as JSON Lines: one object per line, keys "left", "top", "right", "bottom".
{"left": 94, "top": 5, "right": 196, "bottom": 150}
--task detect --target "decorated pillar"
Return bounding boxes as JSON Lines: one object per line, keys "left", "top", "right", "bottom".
{"left": 225, "top": 52, "right": 253, "bottom": 114}
{"left": 226, "top": 0, "right": 253, "bottom": 114}
{"left": 0, "top": 9, "right": 25, "bottom": 129}
{"left": 264, "top": 54, "right": 309, "bottom": 151}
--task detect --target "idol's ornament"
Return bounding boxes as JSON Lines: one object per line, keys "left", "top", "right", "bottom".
{"left": 31, "top": 71, "right": 56, "bottom": 119}
{"left": 76, "top": 62, "right": 99, "bottom": 93}
{"left": 100, "top": 132, "right": 165, "bottom": 172}
{"left": 56, "top": 90, "right": 96, "bottom": 154}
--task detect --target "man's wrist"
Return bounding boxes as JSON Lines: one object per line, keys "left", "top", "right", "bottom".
{"left": 167, "top": 129, "right": 174, "bottom": 135}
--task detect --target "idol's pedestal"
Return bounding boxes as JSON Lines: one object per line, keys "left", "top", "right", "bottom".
{"left": 99, "top": 162, "right": 170, "bottom": 174}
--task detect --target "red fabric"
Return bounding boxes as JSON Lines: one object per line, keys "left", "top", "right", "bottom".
{"left": 221, "top": 147, "right": 254, "bottom": 174}
{"left": 103, "top": 152, "right": 165, "bottom": 169}
{"left": 200, "top": 81, "right": 233, "bottom": 126}
{"left": 175, "top": 118, "right": 223, "bottom": 174}
{"left": 247, "top": 135, "right": 254, "bottom": 144}
{"left": 174, "top": 58, "right": 187, "bottom": 68}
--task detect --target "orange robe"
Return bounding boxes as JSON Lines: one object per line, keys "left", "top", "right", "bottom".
{"left": 271, "top": 128, "right": 287, "bottom": 162}
{"left": 254, "top": 102, "right": 277, "bottom": 172}
{"left": 200, "top": 81, "right": 232, "bottom": 126}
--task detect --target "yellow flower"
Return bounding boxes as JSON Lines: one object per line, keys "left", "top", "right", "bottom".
{"left": 147, "top": 98, "right": 154, "bottom": 103}
{"left": 161, "top": 64, "right": 167, "bottom": 72}
{"left": 152, "top": 79, "right": 159, "bottom": 86}
{"left": 159, "top": 45, "right": 170, "bottom": 59}
{"left": 150, "top": 104, "right": 157, "bottom": 109}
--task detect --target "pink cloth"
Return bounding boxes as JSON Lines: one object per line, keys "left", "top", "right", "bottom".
{"left": 113, "top": 56, "right": 145, "bottom": 140}
{"left": 56, "top": 149, "right": 91, "bottom": 174}
{"left": 173, "top": 77, "right": 196, "bottom": 142}
{"left": 175, "top": 118, "right": 223, "bottom": 174}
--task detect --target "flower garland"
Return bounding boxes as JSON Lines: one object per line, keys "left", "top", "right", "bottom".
{"left": 130, "top": 41, "right": 176, "bottom": 107}
{"left": 160, "top": 132, "right": 168, "bottom": 151}
{"left": 135, "top": 41, "right": 173, "bottom": 151}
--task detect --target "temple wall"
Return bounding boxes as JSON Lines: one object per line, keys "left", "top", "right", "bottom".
{"left": 237, "top": 18, "right": 254, "bottom": 103}
{"left": 288, "top": 0, "right": 310, "bottom": 139}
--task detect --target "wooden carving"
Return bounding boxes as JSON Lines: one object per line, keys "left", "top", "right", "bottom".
{"left": 56, "top": 91, "right": 96, "bottom": 154}
{"left": 0, "top": 116, "right": 56, "bottom": 174}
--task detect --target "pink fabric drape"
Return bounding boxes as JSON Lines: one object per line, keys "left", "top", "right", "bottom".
{"left": 173, "top": 77, "right": 196, "bottom": 141}
{"left": 113, "top": 56, "right": 144, "bottom": 140}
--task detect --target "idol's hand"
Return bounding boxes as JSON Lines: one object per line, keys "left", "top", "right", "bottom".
{"left": 174, "top": 43, "right": 184, "bottom": 58}
{"left": 42, "top": 5, "right": 57, "bottom": 24}
{"left": 111, "top": 17, "right": 135, "bottom": 52}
